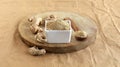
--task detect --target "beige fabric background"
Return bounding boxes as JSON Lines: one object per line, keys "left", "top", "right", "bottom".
{"left": 0, "top": 0, "right": 120, "bottom": 67}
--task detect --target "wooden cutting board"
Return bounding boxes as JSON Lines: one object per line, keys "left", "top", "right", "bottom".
{"left": 18, "top": 12, "right": 97, "bottom": 53}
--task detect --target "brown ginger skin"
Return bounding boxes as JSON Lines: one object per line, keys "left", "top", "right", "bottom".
{"left": 35, "top": 32, "right": 46, "bottom": 43}
{"left": 40, "top": 15, "right": 56, "bottom": 25}
{"left": 28, "top": 46, "right": 46, "bottom": 56}
{"left": 28, "top": 17, "right": 34, "bottom": 22}
{"left": 75, "top": 31, "right": 88, "bottom": 41}
{"left": 64, "top": 17, "right": 88, "bottom": 41}
{"left": 30, "top": 24, "right": 39, "bottom": 34}
{"left": 64, "top": 17, "right": 80, "bottom": 31}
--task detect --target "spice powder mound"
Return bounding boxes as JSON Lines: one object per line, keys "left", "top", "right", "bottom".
{"left": 47, "top": 19, "right": 70, "bottom": 30}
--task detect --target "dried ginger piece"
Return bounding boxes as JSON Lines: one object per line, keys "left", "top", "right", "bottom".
{"left": 35, "top": 32, "right": 46, "bottom": 43}
{"left": 40, "top": 15, "right": 56, "bottom": 25}
{"left": 74, "top": 31, "right": 88, "bottom": 41}
{"left": 28, "top": 46, "right": 46, "bottom": 56}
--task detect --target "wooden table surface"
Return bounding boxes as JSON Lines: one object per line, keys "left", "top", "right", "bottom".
{"left": 0, "top": 0, "right": 120, "bottom": 67}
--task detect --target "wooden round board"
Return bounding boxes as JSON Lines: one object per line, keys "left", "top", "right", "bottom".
{"left": 18, "top": 12, "right": 97, "bottom": 53}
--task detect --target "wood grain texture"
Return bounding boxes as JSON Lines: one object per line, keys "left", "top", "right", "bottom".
{"left": 18, "top": 12, "right": 97, "bottom": 53}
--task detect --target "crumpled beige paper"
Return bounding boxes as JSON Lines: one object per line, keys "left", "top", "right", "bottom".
{"left": 0, "top": 0, "right": 120, "bottom": 67}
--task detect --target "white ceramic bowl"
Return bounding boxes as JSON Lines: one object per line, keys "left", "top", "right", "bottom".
{"left": 45, "top": 20, "right": 72, "bottom": 43}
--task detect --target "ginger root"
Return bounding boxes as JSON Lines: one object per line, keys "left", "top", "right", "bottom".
{"left": 28, "top": 46, "right": 46, "bottom": 56}
{"left": 30, "top": 24, "right": 39, "bottom": 34}
{"left": 35, "top": 32, "right": 47, "bottom": 43}
{"left": 75, "top": 31, "right": 88, "bottom": 41}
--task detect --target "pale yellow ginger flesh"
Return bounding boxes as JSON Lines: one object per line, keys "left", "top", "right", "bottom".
{"left": 47, "top": 19, "right": 70, "bottom": 30}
